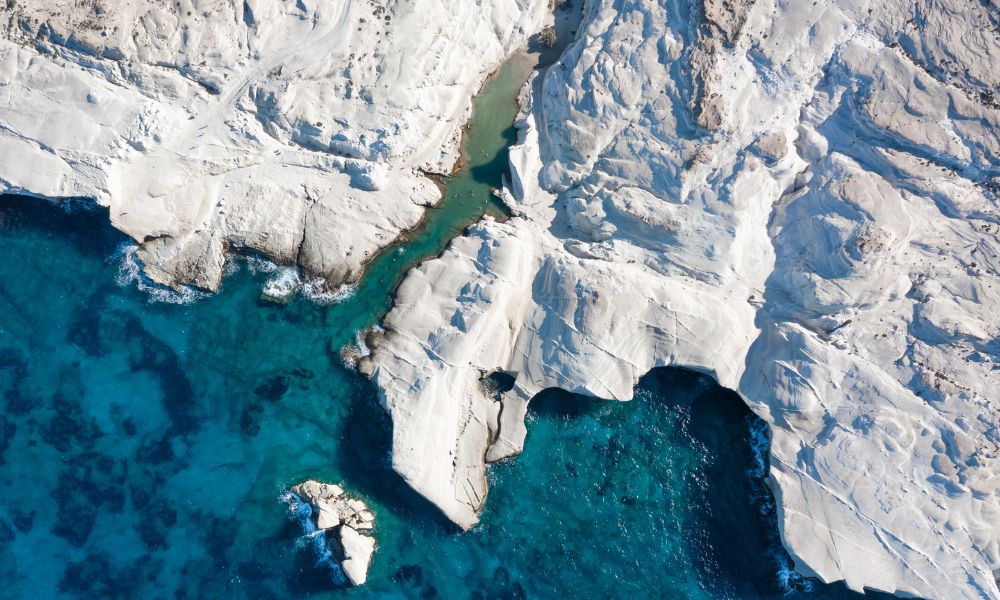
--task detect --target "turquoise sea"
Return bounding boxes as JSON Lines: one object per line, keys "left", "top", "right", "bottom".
{"left": 0, "top": 58, "right": 893, "bottom": 599}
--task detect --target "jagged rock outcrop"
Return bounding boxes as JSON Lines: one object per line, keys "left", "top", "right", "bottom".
{"left": 285, "top": 480, "right": 376, "bottom": 587}
{"left": 0, "top": 0, "right": 548, "bottom": 291}
{"left": 363, "top": 0, "right": 1000, "bottom": 598}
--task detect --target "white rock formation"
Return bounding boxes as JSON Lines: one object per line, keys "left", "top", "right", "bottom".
{"left": 338, "top": 524, "right": 377, "bottom": 586}
{"left": 362, "top": 0, "right": 1000, "bottom": 598}
{"left": 287, "top": 480, "right": 376, "bottom": 587}
{"left": 0, "top": 0, "right": 548, "bottom": 290}
{"left": 4, "top": 0, "right": 1000, "bottom": 598}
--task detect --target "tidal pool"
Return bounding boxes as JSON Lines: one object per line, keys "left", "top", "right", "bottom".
{"left": 0, "top": 54, "right": 893, "bottom": 600}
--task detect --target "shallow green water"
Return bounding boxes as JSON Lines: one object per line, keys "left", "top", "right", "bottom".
{"left": 0, "top": 55, "right": 891, "bottom": 600}
{"left": 303, "top": 55, "right": 530, "bottom": 341}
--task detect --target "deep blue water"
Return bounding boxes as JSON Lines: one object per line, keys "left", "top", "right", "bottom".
{"left": 0, "top": 195, "right": 896, "bottom": 600}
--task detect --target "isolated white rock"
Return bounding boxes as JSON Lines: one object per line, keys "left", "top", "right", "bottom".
{"left": 287, "top": 480, "right": 376, "bottom": 587}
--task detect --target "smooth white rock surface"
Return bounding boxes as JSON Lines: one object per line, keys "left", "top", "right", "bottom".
{"left": 339, "top": 525, "right": 377, "bottom": 586}
{"left": 0, "top": 0, "right": 548, "bottom": 290}
{"left": 363, "top": 0, "right": 1000, "bottom": 598}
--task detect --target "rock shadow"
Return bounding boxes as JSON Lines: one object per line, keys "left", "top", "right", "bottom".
{"left": 332, "top": 370, "right": 462, "bottom": 535}
{"left": 526, "top": 366, "right": 898, "bottom": 599}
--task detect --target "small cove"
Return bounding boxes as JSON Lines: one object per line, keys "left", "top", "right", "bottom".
{"left": 0, "top": 51, "right": 896, "bottom": 599}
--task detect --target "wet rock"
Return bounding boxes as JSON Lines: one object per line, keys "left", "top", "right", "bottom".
{"left": 285, "top": 480, "right": 377, "bottom": 587}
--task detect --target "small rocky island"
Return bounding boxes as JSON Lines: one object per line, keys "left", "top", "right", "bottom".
{"left": 285, "top": 481, "right": 377, "bottom": 587}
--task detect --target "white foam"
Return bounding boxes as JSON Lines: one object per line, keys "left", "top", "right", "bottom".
{"left": 746, "top": 416, "right": 769, "bottom": 480}
{"left": 280, "top": 490, "right": 348, "bottom": 586}
{"left": 111, "top": 243, "right": 208, "bottom": 305}
{"left": 340, "top": 325, "right": 383, "bottom": 369}
{"left": 244, "top": 255, "right": 279, "bottom": 276}
{"left": 222, "top": 258, "right": 241, "bottom": 278}
{"left": 302, "top": 278, "right": 356, "bottom": 305}
{"left": 261, "top": 268, "right": 301, "bottom": 302}
{"left": 773, "top": 550, "right": 814, "bottom": 594}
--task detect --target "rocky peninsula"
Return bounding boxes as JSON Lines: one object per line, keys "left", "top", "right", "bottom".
{"left": 362, "top": 1, "right": 1000, "bottom": 598}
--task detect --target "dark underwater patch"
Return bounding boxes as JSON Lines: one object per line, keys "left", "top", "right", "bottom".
{"left": 64, "top": 288, "right": 114, "bottom": 357}
{"left": 392, "top": 564, "right": 423, "bottom": 585}
{"left": 118, "top": 311, "right": 198, "bottom": 435}
{"left": 50, "top": 451, "right": 127, "bottom": 547}
{"left": 0, "top": 346, "right": 27, "bottom": 383}
{"left": 475, "top": 566, "right": 526, "bottom": 600}
{"left": 134, "top": 497, "right": 178, "bottom": 551}
{"left": 0, "top": 418, "right": 16, "bottom": 466}
{"left": 59, "top": 552, "right": 140, "bottom": 599}
{"left": 254, "top": 375, "right": 290, "bottom": 402}
{"left": 0, "top": 518, "right": 15, "bottom": 543}
{"left": 3, "top": 389, "right": 34, "bottom": 416}
{"left": 134, "top": 433, "right": 175, "bottom": 465}
{"left": 10, "top": 507, "right": 35, "bottom": 533}
{"left": 0, "top": 347, "right": 32, "bottom": 418}
{"left": 41, "top": 392, "right": 103, "bottom": 454}
{"left": 240, "top": 401, "right": 265, "bottom": 437}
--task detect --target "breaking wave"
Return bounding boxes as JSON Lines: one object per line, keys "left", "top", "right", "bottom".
{"left": 256, "top": 265, "right": 357, "bottom": 305}
{"left": 244, "top": 255, "right": 279, "bottom": 275}
{"left": 261, "top": 268, "right": 301, "bottom": 302}
{"left": 773, "top": 551, "right": 814, "bottom": 594}
{"left": 302, "top": 278, "right": 356, "bottom": 305}
{"left": 280, "top": 491, "right": 348, "bottom": 586}
{"left": 746, "top": 415, "right": 770, "bottom": 480}
{"left": 339, "top": 326, "right": 382, "bottom": 369}
{"left": 111, "top": 243, "right": 209, "bottom": 305}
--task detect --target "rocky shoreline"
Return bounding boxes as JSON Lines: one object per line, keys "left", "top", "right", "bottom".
{"left": 0, "top": 0, "right": 549, "bottom": 294}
